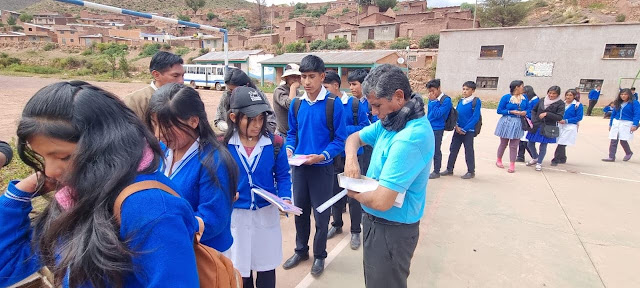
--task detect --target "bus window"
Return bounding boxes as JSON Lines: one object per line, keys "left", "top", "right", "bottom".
{"left": 217, "top": 68, "right": 223, "bottom": 75}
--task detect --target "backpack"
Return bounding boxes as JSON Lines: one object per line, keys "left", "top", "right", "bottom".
{"left": 114, "top": 181, "right": 242, "bottom": 288}
{"left": 350, "top": 97, "right": 360, "bottom": 124}
{"left": 293, "top": 94, "right": 337, "bottom": 144}
{"left": 441, "top": 95, "right": 457, "bottom": 131}
{"left": 270, "top": 132, "right": 284, "bottom": 175}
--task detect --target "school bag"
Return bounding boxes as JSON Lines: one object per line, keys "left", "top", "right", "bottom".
{"left": 441, "top": 95, "right": 457, "bottom": 131}
{"left": 114, "top": 181, "right": 242, "bottom": 288}
{"left": 293, "top": 94, "right": 338, "bottom": 142}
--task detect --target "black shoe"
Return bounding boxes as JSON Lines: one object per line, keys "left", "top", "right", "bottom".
{"left": 602, "top": 158, "right": 615, "bottom": 162}
{"left": 461, "top": 172, "right": 475, "bottom": 179}
{"left": 327, "top": 226, "right": 343, "bottom": 239}
{"left": 282, "top": 253, "right": 309, "bottom": 270}
{"left": 350, "top": 233, "right": 361, "bottom": 250}
{"left": 550, "top": 161, "right": 558, "bottom": 166}
{"left": 515, "top": 157, "right": 525, "bottom": 163}
{"left": 440, "top": 169, "right": 454, "bottom": 176}
{"left": 310, "top": 258, "right": 325, "bottom": 277}
{"left": 429, "top": 172, "right": 440, "bottom": 179}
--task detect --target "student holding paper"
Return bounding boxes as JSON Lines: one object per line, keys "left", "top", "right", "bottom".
{"left": 343, "top": 64, "right": 434, "bottom": 288}
{"left": 222, "top": 86, "right": 292, "bottom": 288}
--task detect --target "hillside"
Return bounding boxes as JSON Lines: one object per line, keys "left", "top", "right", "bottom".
{"left": 6, "top": 0, "right": 254, "bottom": 14}
{"left": 524, "top": 0, "right": 640, "bottom": 25}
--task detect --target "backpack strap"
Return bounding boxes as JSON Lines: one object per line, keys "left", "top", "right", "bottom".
{"left": 113, "top": 180, "right": 180, "bottom": 225}
{"left": 293, "top": 97, "right": 302, "bottom": 120}
{"left": 351, "top": 97, "right": 359, "bottom": 124}
{"left": 326, "top": 95, "right": 335, "bottom": 141}
{"left": 472, "top": 97, "right": 479, "bottom": 110}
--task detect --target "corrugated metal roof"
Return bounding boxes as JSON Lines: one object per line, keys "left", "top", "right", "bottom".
{"left": 193, "top": 49, "right": 264, "bottom": 62}
{"left": 259, "top": 50, "right": 399, "bottom": 65}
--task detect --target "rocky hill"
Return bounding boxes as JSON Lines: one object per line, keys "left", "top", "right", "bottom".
{"left": 1, "top": 0, "right": 254, "bottom": 14}
{"left": 524, "top": 0, "right": 640, "bottom": 25}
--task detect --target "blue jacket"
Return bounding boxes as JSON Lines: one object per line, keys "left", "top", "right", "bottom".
{"left": 609, "top": 100, "right": 640, "bottom": 127}
{"left": 286, "top": 87, "right": 347, "bottom": 165}
{"left": 525, "top": 96, "right": 539, "bottom": 119}
{"left": 588, "top": 89, "right": 601, "bottom": 100}
{"left": 0, "top": 172, "right": 199, "bottom": 287}
{"left": 563, "top": 101, "right": 584, "bottom": 124}
{"left": 359, "top": 96, "right": 379, "bottom": 123}
{"left": 159, "top": 143, "right": 235, "bottom": 252}
{"left": 342, "top": 95, "right": 370, "bottom": 155}
{"left": 455, "top": 97, "right": 482, "bottom": 133}
{"left": 427, "top": 94, "right": 452, "bottom": 131}
{"left": 603, "top": 106, "right": 613, "bottom": 114}
{"left": 228, "top": 133, "right": 292, "bottom": 210}
{"left": 497, "top": 94, "right": 528, "bottom": 117}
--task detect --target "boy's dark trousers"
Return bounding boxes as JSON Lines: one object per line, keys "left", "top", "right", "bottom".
{"left": 330, "top": 155, "right": 362, "bottom": 234}
{"left": 293, "top": 164, "right": 334, "bottom": 259}
{"left": 587, "top": 99, "right": 598, "bottom": 116}
{"left": 446, "top": 131, "right": 475, "bottom": 173}
{"left": 433, "top": 130, "right": 444, "bottom": 172}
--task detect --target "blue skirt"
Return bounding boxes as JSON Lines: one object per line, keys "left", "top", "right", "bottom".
{"left": 494, "top": 116, "right": 524, "bottom": 139}
{"left": 526, "top": 128, "right": 557, "bottom": 144}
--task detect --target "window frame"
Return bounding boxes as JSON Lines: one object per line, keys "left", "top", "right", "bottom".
{"left": 479, "top": 45, "right": 504, "bottom": 59}
{"left": 579, "top": 79, "right": 604, "bottom": 93}
{"left": 603, "top": 44, "right": 637, "bottom": 59}
{"left": 476, "top": 76, "right": 499, "bottom": 90}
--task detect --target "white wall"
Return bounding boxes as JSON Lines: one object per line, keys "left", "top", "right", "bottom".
{"left": 248, "top": 54, "right": 275, "bottom": 82}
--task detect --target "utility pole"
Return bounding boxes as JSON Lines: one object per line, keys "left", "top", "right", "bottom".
{"left": 473, "top": 0, "right": 478, "bottom": 28}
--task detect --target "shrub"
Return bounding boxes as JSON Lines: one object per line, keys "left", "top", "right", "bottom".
{"left": 0, "top": 54, "right": 21, "bottom": 67}
{"left": 175, "top": 47, "right": 190, "bottom": 56}
{"left": 119, "top": 56, "right": 130, "bottom": 77}
{"left": 310, "top": 40, "right": 326, "bottom": 51}
{"left": 6, "top": 63, "right": 60, "bottom": 74}
{"left": 389, "top": 38, "right": 410, "bottom": 50}
{"left": 616, "top": 14, "right": 626, "bottom": 22}
{"left": 207, "top": 12, "right": 217, "bottom": 21}
{"left": 11, "top": 25, "right": 23, "bottom": 32}
{"left": 19, "top": 13, "right": 33, "bottom": 23}
{"left": 360, "top": 40, "right": 376, "bottom": 49}
{"left": 419, "top": 34, "right": 439, "bottom": 49}
{"left": 587, "top": 2, "right": 605, "bottom": 9}
{"left": 7, "top": 16, "right": 16, "bottom": 26}
{"left": 52, "top": 56, "right": 86, "bottom": 69}
{"left": 342, "top": 7, "right": 350, "bottom": 14}
{"left": 199, "top": 48, "right": 210, "bottom": 56}
{"left": 534, "top": 0, "right": 548, "bottom": 8}
{"left": 81, "top": 49, "right": 93, "bottom": 56}
{"left": 96, "top": 43, "right": 128, "bottom": 54}
{"left": 177, "top": 14, "right": 191, "bottom": 22}
{"left": 224, "top": 15, "right": 248, "bottom": 30}
{"left": 43, "top": 42, "right": 56, "bottom": 51}
{"left": 285, "top": 41, "right": 307, "bottom": 53}
{"left": 139, "top": 43, "right": 161, "bottom": 57}
{"left": 162, "top": 43, "right": 171, "bottom": 50}
{"left": 274, "top": 42, "right": 284, "bottom": 55}
{"left": 310, "top": 38, "right": 349, "bottom": 51}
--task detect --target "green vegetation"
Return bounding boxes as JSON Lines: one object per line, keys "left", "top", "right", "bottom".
{"left": 587, "top": 2, "right": 605, "bottom": 9}
{"left": 224, "top": 15, "right": 248, "bottom": 30}
{"left": 258, "top": 83, "right": 277, "bottom": 93}
{"left": 199, "top": 48, "right": 210, "bottom": 56}
{"left": 290, "top": 3, "right": 330, "bottom": 18}
{"left": 478, "top": 0, "right": 530, "bottom": 27}
{"left": 139, "top": 43, "right": 161, "bottom": 57}
{"left": 460, "top": 2, "right": 476, "bottom": 13}
{"left": 177, "top": 14, "right": 191, "bottom": 22}
{"left": 207, "top": 12, "right": 217, "bottom": 21}
{"left": 616, "top": 14, "right": 626, "bottom": 22}
{"left": 274, "top": 43, "right": 285, "bottom": 55}
{"left": 360, "top": 40, "right": 376, "bottom": 49}
{"left": 4, "top": 64, "right": 61, "bottom": 74}
{"left": 11, "top": 25, "right": 24, "bottom": 32}
{"left": 341, "top": 7, "right": 350, "bottom": 14}
{"left": 419, "top": 34, "right": 439, "bottom": 49}
{"left": 285, "top": 41, "right": 307, "bottom": 53}
{"left": 310, "top": 38, "right": 350, "bottom": 51}
{"left": 52, "top": 56, "right": 86, "bottom": 70}
{"left": 0, "top": 53, "right": 21, "bottom": 68}
{"left": 119, "top": 56, "right": 131, "bottom": 77}
{"left": 175, "top": 47, "right": 190, "bottom": 56}
{"left": 186, "top": 0, "right": 206, "bottom": 14}
{"left": 389, "top": 37, "right": 410, "bottom": 50}
{"left": 533, "top": 0, "right": 548, "bottom": 8}
{"left": 0, "top": 141, "right": 32, "bottom": 191}
{"left": 19, "top": 13, "right": 33, "bottom": 23}
{"left": 43, "top": 43, "right": 57, "bottom": 51}
{"left": 375, "top": 0, "right": 397, "bottom": 12}
{"left": 7, "top": 16, "right": 16, "bottom": 26}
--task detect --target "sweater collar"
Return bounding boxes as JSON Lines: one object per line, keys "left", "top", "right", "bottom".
{"left": 340, "top": 91, "right": 350, "bottom": 104}
{"left": 163, "top": 138, "right": 200, "bottom": 177}
{"left": 300, "top": 86, "right": 328, "bottom": 105}
{"left": 150, "top": 81, "right": 158, "bottom": 91}
{"left": 229, "top": 132, "right": 271, "bottom": 163}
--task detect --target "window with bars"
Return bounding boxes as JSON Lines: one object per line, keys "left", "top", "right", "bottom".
{"left": 476, "top": 77, "right": 499, "bottom": 89}
{"left": 579, "top": 79, "right": 604, "bottom": 92}
{"left": 480, "top": 45, "right": 504, "bottom": 58}
{"left": 603, "top": 44, "right": 636, "bottom": 59}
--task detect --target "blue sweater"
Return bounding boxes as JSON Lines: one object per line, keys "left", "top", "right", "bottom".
{"left": 497, "top": 94, "right": 529, "bottom": 117}
{"left": 360, "top": 97, "right": 379, "bottom": 123}
{"left": 456, "top": 97, "right": 482, "bottom": 132}
{"left": 286, "top": 88, "right": 347, "bottom": 165}
{"left": 0, "top": 172, "right": 199, "bottom": 287}
{"left": 609, "top": 100, "right": 640, "bottom": 127}
{"left": 160, "top": 144, "right": 234, "bottom": 252}
{"left": 588, "top": 89, "right": 601, "bottom": 100}
{"left": 343, "top": 95, "right": 371, "bottom": 156}
{"left": 228, "top": 134, "right": 292, "bottom": 210}
{"left": 603, "top": 106, "right": 613, "bottom": 113}
{"left": 563, "top": 102, "right": 584, "bottom": 124}
{"left": 526, "top": 96, "right": 539, "bottom": 119}
{"left": 427, "top": 94, "right": 452, "bottom": 131}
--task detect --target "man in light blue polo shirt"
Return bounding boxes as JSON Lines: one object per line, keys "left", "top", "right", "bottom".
{"left": 343, "top": 64, "right": 434, "bottom": 288}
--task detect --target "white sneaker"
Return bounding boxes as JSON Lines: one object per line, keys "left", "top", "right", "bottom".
{"left": 535, "top": 164, "right": 542, "bottom": 171}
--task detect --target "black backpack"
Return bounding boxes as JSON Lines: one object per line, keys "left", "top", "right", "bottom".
{"left": 293, "top": 94, "right": 337, "bottom": 145}
{"left": 442, "top": 95, "right": 457, "bottom": 131}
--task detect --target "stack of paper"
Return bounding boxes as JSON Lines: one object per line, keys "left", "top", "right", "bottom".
{"left": 337, "top": 173, "right": 405, "bottom": 208}
{"left": 251, "top": 187, "right": 302, "bottom": 216}
{"left": 288, "top": 154, "right": 311, "bottom": 166}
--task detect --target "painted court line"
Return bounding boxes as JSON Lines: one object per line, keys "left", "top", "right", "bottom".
{"left": 295, "top": 232, "right": 352, "bottom": 288}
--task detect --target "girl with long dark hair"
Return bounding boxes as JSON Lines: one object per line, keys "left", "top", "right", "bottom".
{"left": 0, "top": 81, "right": 199, "bottom": 287}
{"left": 551, "top": 89, "right": 583, "bottom": 165}
{"left": 602, "top": 88, "right": 640, "bottom": 162}
{"left": 147, "top": 83, "right": 239, "bottom": 252}
{"left": 494, "top": 80, "right": 529, "bottom": 173}
{"left": 517, "top": 85, "right": 539, "bottom": 162}
{"left": 526, "top": 86, "right": 565, "bottom": 171}
{"left": 223, "top": 86, "right": 292, "bottom": 288}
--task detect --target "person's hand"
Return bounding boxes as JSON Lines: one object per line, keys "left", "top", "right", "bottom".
{"left": 283, "top": 199, "right": 292, "bottom": 205}
{"left": 15, "top": 173, "right": 57, "bottom": 195}
{"left": 346, "top": 190, "right": 361, "bottom": 202}
{"left": 632, "top": 126, "right": 638, "bottom": 132}
{"left": 455, "top": 126, "right": 465, "bottom": 135}
{"left": 539, "top": 112, "right": 547, "bottom": 119}
{"left": 287, "top": 149, "right": 293, "bottom": 158}
{"left": 428, "top": 92, "right": 438, "bottom": 101}
{"left": 559, "top": 120, "right": 566, "bottom": 124}
{"left": 609, "top": 126, "right": 611, "bottom": 131}
{"left": 303, "top": 154, "right": 325, "bottom": 165}
{"left": 233, "top": 192, "right": 239, "bottom": 202}
{"left": 343, "top": 157, "right": 361, "bottom": 179}
{"left": 0, "top": 152, "right": 6, "bottom": 168}
{"left": 290, "top": 81, "right": 300, "bottom": 93}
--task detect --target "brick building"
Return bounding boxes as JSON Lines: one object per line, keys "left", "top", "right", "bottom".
{"left": 357, "top": 22, "right": 400, "bottom": 42}
{"left": 397, "top": 0, "right": 428, "bottom": 13}
{"left": 359, "top": 13, "right": 396, "bottom": 25}
{"left": 228, "top": 34, "right": 248, "bottom": 49}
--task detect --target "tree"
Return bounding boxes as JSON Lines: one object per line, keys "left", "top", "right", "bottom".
{"left": 100, "top": 43, "right": 128, "bottom": 78}
{"left": 206, "top": 12, "right": 217, "bottom": 21}
{"left": 255, "top": 0, "right": 266, "bottom": 29}
{"left": 479, "top": 0, "right": 529, "bottom": 27}
{"left": 185, "top": 0, "right": 206, "bottom": 15}
{"left": 177, "top": 14, "right": 191, "bottom": 22}
{"left": 119, "top": 55, "right": 130, "bottom": 77}
{"left": 375, "top": 0, "right": 397, "bottom": 12}
{"left": 419, "top": 34, "right": 439, "bottom": 48}
{"left": 460, "top": 2, "right": 475, "bottom": 13}
{"left": 7, "top": 16, "right": 16, "bottom": 26}
{"left": 19, "top": 13, "right": 33, "bottom": 23}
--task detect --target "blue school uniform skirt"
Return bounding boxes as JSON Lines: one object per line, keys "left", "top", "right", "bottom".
{"left": 526, "top": 127, "right": 557, "bottom": 144}
{"left": 494, "top": 116, "right": 524, "bottom": 139}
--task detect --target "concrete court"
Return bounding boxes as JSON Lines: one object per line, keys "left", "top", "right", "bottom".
{"left": 282, "top": 108, "right": 640, "bottom": 288}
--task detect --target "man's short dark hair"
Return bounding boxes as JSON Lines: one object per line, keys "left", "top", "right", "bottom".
{"left": 632, "top": 87, "right": 636, "bottom": 91}
{"left": 426, "top": 79, "right": 441, "bottom": 89}
{"left": 347, "top": 69, "right": 369, "bottom": 83}
{"left": 463, "top": 81, "right": 477, "bottom": 90}
{"left": 149, "top": 51, "right": 184, "bottom": 73}
{"left": 323, "top": 70, "right": 341, "bottom": 85}
{"left": 362, "top": 64, "right": 412, "bottom": 101}
{"left": 299, "top": 55, "right": 325, "bottom": 73}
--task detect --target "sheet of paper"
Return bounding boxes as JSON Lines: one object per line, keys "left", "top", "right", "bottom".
{"left": 288, "top": 154, "right": 311, "bottom": 166}
{"left": 316, "top": 189, "right": 347, "bottom": 213}
{"left": 337, "top": 173, "right": 405, "bottom": 208}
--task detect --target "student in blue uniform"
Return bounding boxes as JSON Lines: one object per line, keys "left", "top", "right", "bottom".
{"left": 632, "top": 87, "right": 638, "bottom": 101}
{"left": 441, "top": 81, "right": 481, "bottom": 179}
{"left": 551, "top": 89, "right": 583, "bottom": 166}
{"left": 495, "top": 80, "right": 529, "bottom": 173}
{"left": 586, "top": 85, "right": 601, "bottom": 116}
{"left": 602, "top": 88, "right": 640, "bottom": 162}
{"left": 147, "top": 83, "right": 239, "bottom": 253}
{"left": 426, "top": 78, "right": 452, "bottom": 179}
{"left": 525, "top": 86, "right": 565, "bottom": 171}
{"left": 323, "top": 70, "right": 370, "bottom": 250}
{"left": 603, "top": 101, "right": 614, "bottom": 119}
{"left": 223, "top": 86, "right": 292, "bottom": 288}
{"left": 348, "top": 69, "right": 376, "bottom": 178}
{"left": 282, "top": 55, "right": 347, "bottom": 277}
{"left": 517, "top": 85, "right": 539, "bottom": 162}
{"left": 0, "top": 81, "right": 200, "bottom": 287}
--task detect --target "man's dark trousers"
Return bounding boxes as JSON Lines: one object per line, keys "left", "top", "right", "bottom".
{"left": 587, "top": 99, "right": 598, "bottom": 116}
{"left": 362, "top": 213, "right": 420, "bottom": 288}
{"left": 293, "top": 164, "right": 334, "bottom": 259}
{"left": 330, "top": 155, "right": 363, "bottom": 233}
{"left": 433, "top": 129, "right": 444, "bottom": 172}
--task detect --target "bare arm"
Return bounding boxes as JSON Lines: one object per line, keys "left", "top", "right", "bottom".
{"left": 348, "top": 186, "right": 398, "bottom": 211}
{"left": 343, "top": 132, "right": 366, "bottom": 179}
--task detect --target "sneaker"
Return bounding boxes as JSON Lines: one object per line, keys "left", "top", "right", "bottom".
{"left": 526, "top": 159, "right": 538, "bottom": 167}
{"left": 429, "top": 172, "right": 440, "bottom": 179}
{"left": 461, "top": 172, "right": 475, "bottom": 179}
{"left": 623, "top": 152, "right": 634, "bottom": 162}
{"left": 515, "top": 157, "right": 525, "bottom": 163}
{"left": 535, "top": 164, "right": 542, "bottom": 171}
{"left": 440, "top": 169, "right": 454, "bottom": 176}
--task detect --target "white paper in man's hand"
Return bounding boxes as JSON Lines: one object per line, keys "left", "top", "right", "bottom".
{"left": 337, "top": 173, "right": 405, "bottom": 208}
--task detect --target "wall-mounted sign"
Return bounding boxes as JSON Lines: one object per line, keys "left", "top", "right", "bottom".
{"left": 525, "top": 62, "right": 554, "bottom": 77}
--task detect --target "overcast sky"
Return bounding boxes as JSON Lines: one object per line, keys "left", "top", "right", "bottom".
{"left": 263, "top": 0, "right": 471, "bottom": 8}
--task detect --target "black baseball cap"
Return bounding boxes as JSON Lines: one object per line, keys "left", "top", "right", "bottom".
{"left": 230, "top": 86, "right": 273, "bottom": 117}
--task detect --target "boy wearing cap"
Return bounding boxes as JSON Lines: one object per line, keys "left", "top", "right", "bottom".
{"left": 282, "top": 55, "right": 347, "bottom": 277}
{"left": 322, "top": 70, "right": 370, "bottom": 250}
{"left": 273, "top": 64, "right": 303, "bottom": 137}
